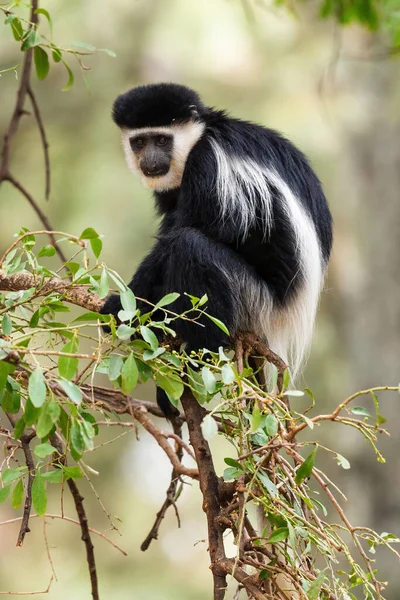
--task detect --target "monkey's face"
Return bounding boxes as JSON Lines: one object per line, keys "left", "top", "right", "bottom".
{"left": 121, "top": 120, "right": 205, "bottom": 192}
{"left": 130, "top": 133, "right": 173, "bottom": 178}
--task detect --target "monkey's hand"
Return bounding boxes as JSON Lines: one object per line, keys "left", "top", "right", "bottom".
{"left": 100, "top": 294, "right": 123, "bottom": 332}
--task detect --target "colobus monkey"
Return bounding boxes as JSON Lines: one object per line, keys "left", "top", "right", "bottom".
{"left": 102, "top": 83, "right": 332, "bottom": 416}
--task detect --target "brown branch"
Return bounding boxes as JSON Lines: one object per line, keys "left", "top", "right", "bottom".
{"left": 50, "top": 436, "right": 99, "bottom": 600}
{"left": 0, "top": 3, "right": 67, "bottom": 263}
{"left": 141, "top": 419, "right": 184, "bottom": 551}
{"left": 180, "top": 389, "right": 227, "bottom": 600}
{"left": 0, "top": 271, "right": 103, "bottom": 312}
{"left": 217, "top": 558, "right": 266, "bottom": 600}
{"left": 132, "top": 404, "right": 198, "bottom": 479}
{"left": 0, "top": 1, "right": 39, "bottom": 179}
{"left": 27, "top": 86, "right": 51, "bottom": 200}
{"left": 5, "top": 413, "right": 35, "bottom": 546}
{"left": 0, "top": 177, "right": 67, "bottom": 264}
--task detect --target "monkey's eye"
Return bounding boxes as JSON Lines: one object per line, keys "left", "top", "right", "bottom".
{"left": 156, "top": 135, "right": 168, "bottom": 147}
{"left": 130, "top": 137, "right": 145, "bottom": 150}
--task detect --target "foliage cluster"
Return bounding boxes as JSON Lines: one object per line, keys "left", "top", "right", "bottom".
{"left": 0, "top": 231, "right": 399, "bottom": 599}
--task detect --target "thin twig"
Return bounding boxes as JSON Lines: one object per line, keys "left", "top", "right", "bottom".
{"left": 141, "top": 419, "right": 184, "bottom": 551}
{"left": 0, "top": 177, "right": 67, "bottom": 263}
{"left": 0, "top": 577, "right": 54, "bottom": 596}
{"left": 5, "top": 413, "right": 35, "bottom": 546}
{"left": 27, "top": 86, "right": 51, "bottom": 200}
{"left": 0, "top": 513, "right": 127, "bottom": 555}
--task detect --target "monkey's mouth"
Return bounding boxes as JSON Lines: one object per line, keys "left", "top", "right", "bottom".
{"left": 141, "top": 167, "right": 169, "bottom": 178}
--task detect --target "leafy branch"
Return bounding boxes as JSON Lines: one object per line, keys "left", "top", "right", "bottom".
{"left": 0, "top": 231, "right": 398, "bottom": 599}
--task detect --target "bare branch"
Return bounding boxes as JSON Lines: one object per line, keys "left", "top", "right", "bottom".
{"left": 27, "top": 86, "right": 51, "bottom": 200}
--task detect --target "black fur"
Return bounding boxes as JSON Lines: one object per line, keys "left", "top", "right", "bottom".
{"left": 113, "top": 83, "right": 206, "bottom": 129}
{"left": 102, "top": 83, "right": 333, "bottom": 416}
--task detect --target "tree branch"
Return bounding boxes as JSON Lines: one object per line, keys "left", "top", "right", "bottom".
{"left": 0, "top": 270, "right": 103, "bottom": 312}
{"left": 51, "top": 435, "right": 99, "bottom": 600}
{"left": 0, "top": 1, "right": 39, "bottom": 179}
{"left": 27, "top": 86, "right": 51, "bottom": 200}
{"left": 180, "top": 389, "right": 228, "bottom": 600}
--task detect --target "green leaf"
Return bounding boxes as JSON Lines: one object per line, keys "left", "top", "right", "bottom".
{"left": 2, "top": 469, "right": 20, "bottom": 484}
{"left": 201, "top": 414, "right": 218, "bottom": 441}
{"left": 154, "top": 293, "right": 180, "bottom": 308}
{"left": 121, "top": 353, "right": 138, "bottom": 394}
{"left": 187, "top": 366, "right": 208, "bottom": 405}
{"left": 302, "top": 414, "right": 314, "bottom": 430}
{"left": 13, "top": 417, "right": 25, "bottom": 440}
{"left": 9, "top": 16, "right": 24, "bottom": 41}
{"left": 52, "top": 46, "right": 62, "bottom": 62}
{"left": 140, "top": 326, "right": 158, "bottom": 351}
{"left": 34, "top": 8, "right": 52, "bottom": 35}
{"left": 25, "top": 398, "right": 40, "bottom": 426}
{"left": 120, "top": 289, "right": 137, "bottom": 315}
{"left": 307, "top": 572, "right": 326, "bottom": 600}
{"left": 12, "top": 479, "right": 24, "bottom": 509}
{"left": 155, "top": 373, "right": 184, "bottom": 400}
{"left": 295, "top": 447, "right": 317, "bottom": 485}
{"left": 29, "top": 310, "right": 40, "bottom": 328}
{"left": 205, "top": 314, "right": 229, "bottom": 336}
{"left": 267, "top": 527, "right": 289, "bottom": 543}
{"left": 58, "top": 380, "right": 82, "bottom": 405}
{"left": 224, "top": 457, "right": 243, "bottom": 470}
{"left": 58, "top": 338, "right": 79, "bottom": 380}
{"left": 116, "top": 324, "right": 135, "bottom": 340}
{"left": 37, "top": 244, "right": 56, "bottom": 258}
{"left": 101, "top": 48, "right": 116, "bottom": 57}
{"left": 283, "top": 368, "right": 290, "bottom": 389}
{"left": 28, "top": 368, "right": 46, "bottom": 408}
{"left": 108, "top": 355, "right": 123, "bottom": 381}
{"left": 34, "top": 443, "right": 57, "bottom": 458}
{"left": 221, "top": 363, "right": 235, "bottom": 385}
{"left": 336, "top": 453, "right": 351, "bottom": 470}
{"left": 62, "top": 465, "right": 83, "bottom": 480}
{"left": 223, "top": 467, "right": 241, "bottom": 481}
{"left": 370, "top": 391, "right": 387, "bottom": 426}
{"left": 201, "top": 367, "right": 217, "bottom": 394}
{"left": 351, "top": 406, "right": 371, "bottom": 418}
{"left": 42, "top": 469, "right": 63, "bottom": 483}
{"left": 0, "top": 362, "right": 16, "bottom": 395}
{"left": 70, "top": 421, "right": 85, "bottom": 455}
{"left": 251, "top": 430, "right": 269, "bottom": 447}
{"left": 90, "top": 237, "right": 102, "bottom": 259}
{"left": 2, "top": 314, "right": 12, "bottom": 336}
{"left": 32, "top": 472, "right": 47, "bottom": 516}
{"left": 71, "top": 41, "right": 96, "bottom": 51}
{"left": 21, "top": 28, "right": 41, "bottom": 51}
{"left": 36, "top": 399, "right": 60, "bottom": 438}
{"left": 34, "top": 46, "right": 50, "bottom": 80}
{"left": 80, "top": 227, "right": 99, "bottom": 240}
{"left": 265, "top": 413, "right": 278, "bottom": 437}
{"left": 98, "top": 268, "right": 109, "bottom": 300}
{"left": 0, "top": 485, "right": 11, "bottom": 503}
{"left": 251, "top": 402, "right": 261, "bottom": 432}
{"left": 143, "top": 347, "right": 165, "bottom": 361}
{"left": 257, "top": 471, "right": 278, "bottom": 496}
{"left": 61, "top": 60, "right": 74, "bottom": 91}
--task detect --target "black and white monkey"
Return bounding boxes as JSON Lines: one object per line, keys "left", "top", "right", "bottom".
{"left": 102, "top": 83, "right": 333, "bottom": 416}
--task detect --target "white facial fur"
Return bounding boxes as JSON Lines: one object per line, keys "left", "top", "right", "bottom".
{"left": 120, "top": 121, "right": 205, "bottom": 191}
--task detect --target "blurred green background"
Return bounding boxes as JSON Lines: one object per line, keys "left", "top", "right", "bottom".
{"left": 1, "top": 0, "right": 400, "bottom": 598}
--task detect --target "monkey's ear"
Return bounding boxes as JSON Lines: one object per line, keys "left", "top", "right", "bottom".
{"left": 189, "top": 104, "right": 199, "bottom": 118}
